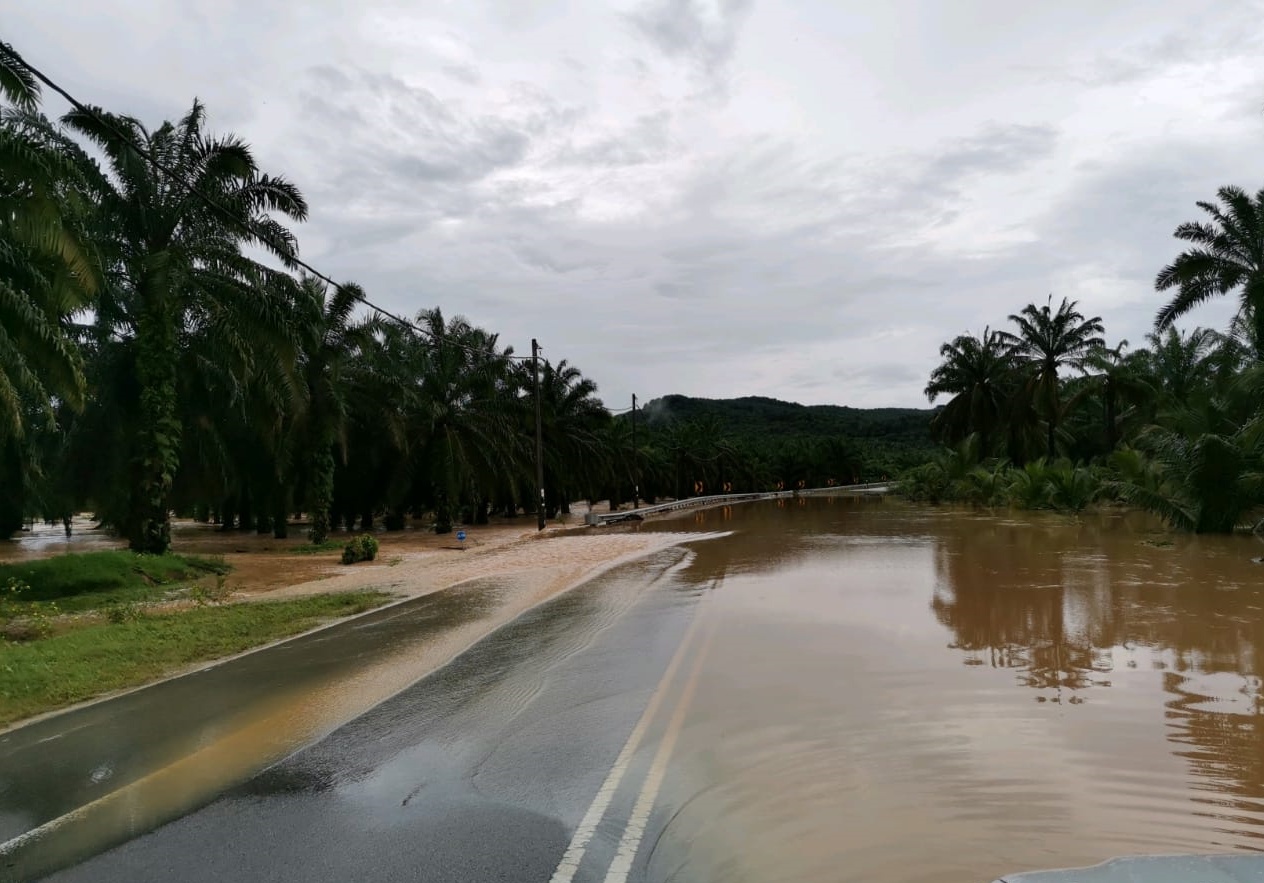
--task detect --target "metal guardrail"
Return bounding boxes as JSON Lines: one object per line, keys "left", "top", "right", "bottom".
{"left": 583, "top": 482, "right": 890, "bottom": 525}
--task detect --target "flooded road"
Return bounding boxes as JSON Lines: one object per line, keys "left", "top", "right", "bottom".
{"left": 15, "top": 497, "right": 1264, "bottom": 882}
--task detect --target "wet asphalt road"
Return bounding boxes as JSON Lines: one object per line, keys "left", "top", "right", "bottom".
{"left": 37, "top": 546, "right": 710, "bottom": 883}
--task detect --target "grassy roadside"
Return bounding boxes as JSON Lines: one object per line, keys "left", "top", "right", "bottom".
{"left": 0, "top": 590, "right": 394, "bottom": 727}
{"left": 0, "top": 551, "right": 229, "bottom": 613}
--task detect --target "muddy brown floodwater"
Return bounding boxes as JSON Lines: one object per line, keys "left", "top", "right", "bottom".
{"left": 633, "top": 497, "right": 1264, "bottom": 882}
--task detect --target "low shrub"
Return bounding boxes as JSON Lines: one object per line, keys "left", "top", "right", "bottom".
{"left": 341, "top": 533, "right": 380, "bottom": 565}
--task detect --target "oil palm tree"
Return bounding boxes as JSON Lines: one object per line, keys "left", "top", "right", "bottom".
{"left": 1000, "top": 297, "right": 1105, "bottom": 459}
{"left": 538, "top": 359, "right": 607, "bottom": 515}
{"left": 1083, "top": 340, "right": 1151, "bottom": 451}
{"left": 413, "top": 308, "right": 519, "bottom": 533}
{"left": 62, "top": 99, "right": 307, "bottom": 552}
{"left": 0, "top": 42, "right": 97, "bottom": 441}
{"left": 1112, "top": 417, "right": 1264, "bottom": 533}
{"left": 290, "top": 277, "right": 378, "bottom": 544}
{"left": 336, "top": 320, "right": 417, "bottom": 530}
{"left": 924, "top": 326, "right": 1014, "bottom": 456}
{"left": 1137, "top": 327, "right": 1221, "bottom": 414}
{"left": 1156, "top": 186, "right": 1264, "bottom": 358}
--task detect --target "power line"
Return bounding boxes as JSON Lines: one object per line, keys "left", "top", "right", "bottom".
{"left": 12, "top": 52, "right": 535, "bottom": 363}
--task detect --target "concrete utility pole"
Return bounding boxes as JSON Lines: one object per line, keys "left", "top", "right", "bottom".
{"left": 533, "top": 338, "right": 546, "bottom": 531}
{"left": 631, "top": 394, "right": 639, "bottom": 509}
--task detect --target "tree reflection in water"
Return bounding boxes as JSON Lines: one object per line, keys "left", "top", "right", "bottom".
{"left": 930, "top": 511, "right": 1264, "bottom": 819}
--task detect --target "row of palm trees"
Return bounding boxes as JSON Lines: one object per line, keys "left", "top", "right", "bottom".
{"left": 1, "top": 42, "right": 639, "bottom": 550}
{"left": 625, "top": 415, "right": 875, "bottom": 505}
{"left": 3, "top": 41, "right": 883, "bottom": 551}
{"left": 917, "top": 186, "right": 1264, "bottom": 532}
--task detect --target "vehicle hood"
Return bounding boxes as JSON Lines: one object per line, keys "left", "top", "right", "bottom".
{"left": 996, "top": 854, "right": 1264, "bottom": 882}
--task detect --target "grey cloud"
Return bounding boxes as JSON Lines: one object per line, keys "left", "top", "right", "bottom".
{"left": 1022, "top": 7, "right": 1264, "bottom": 89}
{"left": 299, "top": 66, "right": 573, "bottom": 184}
{"left": 553, "top": 110, "right": 676, "bottom": 167}
{"left": 441, "top": 63, "right": 482, "bottom": 85}
{"left": 920, "top": 124, "right": 1059, "bottom": 184}
{"left": 834, "top": 364, "right": 924, "bottom": 386}
{"left": 291, "top": 65, "right": 586, "bottom": 237}
{"left": 509, "top": 239, "right": 609, "bottom": 275}
{"left": 626, "top": 0, "right": 755, "bottom": 74}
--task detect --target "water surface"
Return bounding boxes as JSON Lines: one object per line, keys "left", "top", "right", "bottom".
{"left": 639, "top": 497, "right": 1264, "bottom": 882}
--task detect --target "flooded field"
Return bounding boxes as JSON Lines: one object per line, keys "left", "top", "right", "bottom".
{"left": 639, "top": 497, "right": 1264, "bottom": 881}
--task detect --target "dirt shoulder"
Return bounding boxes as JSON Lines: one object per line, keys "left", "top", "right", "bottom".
{"left": 3, "top": 512, "right": 695, "bottom": 614}
{"left": 232, "top": 523, "right": 674, "bottom": 612}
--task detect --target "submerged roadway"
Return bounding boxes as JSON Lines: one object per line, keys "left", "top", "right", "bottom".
{"left": 13, "top": 542, "right": 718, "bottom": 883}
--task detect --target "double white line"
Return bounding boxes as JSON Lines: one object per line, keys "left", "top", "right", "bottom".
{"left": 549, "top": 604, "right": 714, "bottom": 883}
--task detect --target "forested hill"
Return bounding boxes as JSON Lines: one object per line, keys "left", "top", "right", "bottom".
{"left": 640, "top": 395, "right": 936, "bottom": 446}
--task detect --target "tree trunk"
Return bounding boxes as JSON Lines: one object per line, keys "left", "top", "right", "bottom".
{"left": 238, "top": 488, "right": 255, "bottom": 532}
{"left": 0, "top": 437, "right": 25, "bottom": 540}
{"left": 306, "top": 437, "right": 335, "bottom": 545}
{"left": 220, "top": 495, "right": 237, "bottom": 531}
{"left": 1104, "top": 386, "right": 1118, "bottom": 451}
{"left": 434, "top": 495, "right": 453, "bottom": 534}
{"left": 272, "top": 494, "right": 289, "bottom": 539}
{"left": 129, "top": 303, "right": 180, "bottom": 554}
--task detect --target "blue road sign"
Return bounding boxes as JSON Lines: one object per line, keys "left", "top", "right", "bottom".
{"left": 456, "top": 530, "right": 466, "bottom": 542}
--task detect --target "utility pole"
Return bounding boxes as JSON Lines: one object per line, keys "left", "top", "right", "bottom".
{"left": 533, "top": 338, "right": 546, "bottom": 531}
{"left": 631, "top": 393, "right": 639, "bottom": 509}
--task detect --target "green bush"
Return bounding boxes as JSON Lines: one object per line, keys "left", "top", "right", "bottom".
{"left": 104, "top": 601, "right": 143, "bottom": 624}
{"left": 341, "top": 533, "right": 380, "bottom": 565}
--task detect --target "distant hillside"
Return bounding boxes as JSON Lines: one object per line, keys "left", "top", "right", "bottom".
{"left": 640, "top": 395, "right": 936, "bottom": 448}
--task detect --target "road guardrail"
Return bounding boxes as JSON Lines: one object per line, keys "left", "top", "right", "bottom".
{"left": 583, "top": 482, "right": 889, "bottom": 525}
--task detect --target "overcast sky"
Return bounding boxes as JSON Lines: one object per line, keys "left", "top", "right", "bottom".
{"left": 8, "top": 0, "right": 1264, "bottom": 408}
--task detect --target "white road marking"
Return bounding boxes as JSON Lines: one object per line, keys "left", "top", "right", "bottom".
{"left": 548, "top": 606, "right": 708, "bottom": 883}
{"left": 602, "top": 626, "right": 714, "bottom": 883}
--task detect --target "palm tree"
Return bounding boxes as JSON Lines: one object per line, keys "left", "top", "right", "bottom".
{"left": 538, "top": 359, "right": 607, "bottom": 515}
{"left": 0, "top": 43, "right": 100, "bottom": 539}
{"left": 1000, "top": 297, "right": 1105, "bottom": 459}
{"left": 1112, "top": 418, "right": 1264, "bottom": 533}
{"left": 336, "top": 321, "right": 417, "bottom": 530}
{"left": 596, "top": 417, "right": 637, "bottom": 510}
{"left": 62, "top": 99, "right": 307, "bottom": 552}
{"left": 290, "top": 277, "right": 377, "bottom": 544}
{"left": 412, "top": 309, "right": 520, "bottom": 533}
{"left": 924, "top": 326, "right": 1013, "bottom": 455}
{"left": 1137, "top": 327, "right": 1221, "bottom": 413}
{"left": 0, "top": 42, "right": 97, "bottom": 442}
{"left": 1156, "top": 186, "right": 1264, "bottom": 358}
{"left": 1083, "top": 340, "right": 1151, "bottom": 451}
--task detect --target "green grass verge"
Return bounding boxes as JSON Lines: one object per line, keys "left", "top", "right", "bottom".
{"left": 0, "top": 591, "right": 393, "bottom": 727}
{"left": 288, "top": 541, "right": 343, "bottom": 555}
{"left": 0, "top": 551, "right": 229, "bottom": 612}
